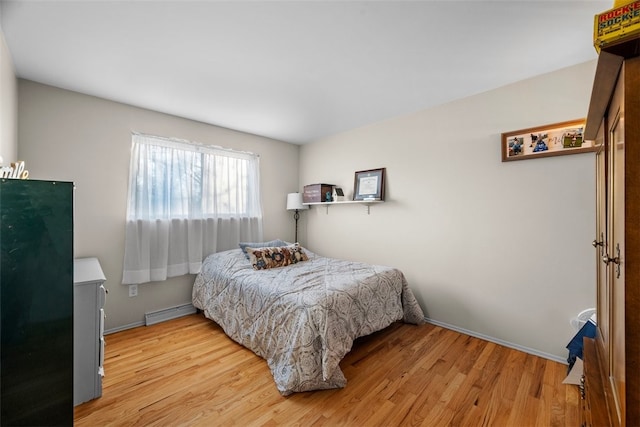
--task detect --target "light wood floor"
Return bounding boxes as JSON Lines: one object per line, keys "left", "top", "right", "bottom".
{"left": 75, "top": 313, "right": 579, "bottom": 426}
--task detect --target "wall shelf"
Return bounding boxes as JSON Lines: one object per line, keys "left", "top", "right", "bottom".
{"left": 303, "top": 200, "right": 384, "bottom": 214}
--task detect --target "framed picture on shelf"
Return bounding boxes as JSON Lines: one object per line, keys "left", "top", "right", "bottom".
{"left": 353, "top": 168, "right": 385, "bottom": 201}
{"left": 501, "top": 119, "right": 596, "bottom": 162}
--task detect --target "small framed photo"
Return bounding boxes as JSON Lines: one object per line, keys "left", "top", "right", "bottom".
{"left": 353, "top": 168, "right": 385, "bottom": 201}
{"left": 501, "top": 119, "right": 596, "bottom": 162}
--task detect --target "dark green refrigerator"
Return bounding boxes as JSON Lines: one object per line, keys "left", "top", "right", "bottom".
{"left": 0, "top": 179, "right": 74, "bottom": 426}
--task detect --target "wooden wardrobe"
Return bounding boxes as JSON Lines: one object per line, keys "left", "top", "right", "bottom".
{"left": 582, "top": 44, "right": 640, "bottom": 426}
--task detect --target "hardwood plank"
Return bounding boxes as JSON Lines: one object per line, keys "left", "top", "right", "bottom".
{"left": 75, "top": 313, "right": 579, "bottom": 426}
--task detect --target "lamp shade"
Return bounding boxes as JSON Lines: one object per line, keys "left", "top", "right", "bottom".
{"left": 286, "top": 193, "right": 308, "bottom": 210}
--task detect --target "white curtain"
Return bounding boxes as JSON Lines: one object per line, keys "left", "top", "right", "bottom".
{"left": 122, "top": 134, "right": 263, "bottom": 284}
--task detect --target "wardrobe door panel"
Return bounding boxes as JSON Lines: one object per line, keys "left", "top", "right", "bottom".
{"left": 607, "top": 65, "right": 625, "bottom": 426}
{"left": 594, "top": 119, "right": 609, "bottom": 368}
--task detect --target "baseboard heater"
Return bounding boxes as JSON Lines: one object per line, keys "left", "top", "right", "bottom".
{"left": 144, "top": 303, "right": 197, "bottom": 326}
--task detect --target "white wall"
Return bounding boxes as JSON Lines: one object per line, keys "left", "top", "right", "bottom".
{"left": 300, "top": 61, "right": 598, "bottom": 361}
{"left": 18, "top": 80, "right": 300, "bottom": 331}
{"left": 15, "top": 61, "right": 597, "bottom": 358}
{"left": 0, "top": 26, "right": 17, "bottom": 164}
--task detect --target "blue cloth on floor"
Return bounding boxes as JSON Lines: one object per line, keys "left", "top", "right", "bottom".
{"left": 566, "top": 320, "right": 596, "bottom": 371}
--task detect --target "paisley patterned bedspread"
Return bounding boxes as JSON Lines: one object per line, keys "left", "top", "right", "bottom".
{"left": 192, "top": 248, "right": 425, "bottom": 395}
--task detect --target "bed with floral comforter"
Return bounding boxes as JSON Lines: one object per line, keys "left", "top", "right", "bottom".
{"left": 191, "top": 246, "right": 425, "bottom": 395}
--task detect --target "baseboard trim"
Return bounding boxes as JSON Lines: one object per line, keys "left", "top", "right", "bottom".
{"left": 424, "top": 317, "right": 567, "bottom": 365}
{"left": 106, "top": 312, "right": 565, "bottom": 363}
{"left": 145, "top": 303, "right": 197, "bottom": 326}
{"left": 105, "top": 321, "right": 144, "bottom": 335}
{"left": 104, "top": 303, "right": 198, "bottom": 334}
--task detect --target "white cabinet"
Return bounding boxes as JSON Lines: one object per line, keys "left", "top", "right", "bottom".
{"left": 74, "top": 257, "right": 107, "bottom": 406}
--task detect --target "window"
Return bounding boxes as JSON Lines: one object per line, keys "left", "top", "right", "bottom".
{"left": 122, "top": 133, "right": 263, "bottom": 284}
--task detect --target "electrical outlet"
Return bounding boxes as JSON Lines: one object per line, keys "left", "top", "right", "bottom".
{"left": 129, "top": 284, "right": 138, "bottom": 297}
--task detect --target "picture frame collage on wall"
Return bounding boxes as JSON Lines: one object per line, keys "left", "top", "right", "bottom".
{"left": 501, "top": 119, "right": 597, "bottom": 162}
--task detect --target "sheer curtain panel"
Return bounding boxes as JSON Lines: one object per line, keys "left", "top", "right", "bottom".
{"left": 122, "top": 134, "right": 263, "bottom": 284}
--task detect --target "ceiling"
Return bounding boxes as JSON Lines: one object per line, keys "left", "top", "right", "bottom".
{"left": 0, "top": 1, "right": 610, "bottom": 144}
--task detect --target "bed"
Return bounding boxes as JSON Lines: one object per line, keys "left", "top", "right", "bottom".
{"left": 191, "top": 243, "right": 425, "bottom": 395}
